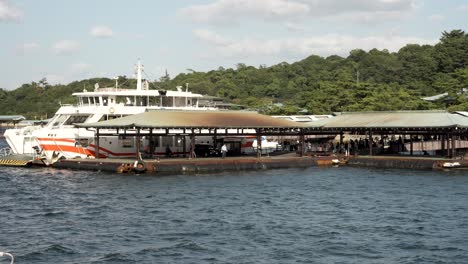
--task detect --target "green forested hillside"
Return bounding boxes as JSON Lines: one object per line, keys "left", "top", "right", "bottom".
{"left": 1, "top": 30, "right": 467, "bottom": 119}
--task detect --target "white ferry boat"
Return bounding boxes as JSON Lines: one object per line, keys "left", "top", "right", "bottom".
{"left": 4, "top": 61, "right": 220, "bottom": 164}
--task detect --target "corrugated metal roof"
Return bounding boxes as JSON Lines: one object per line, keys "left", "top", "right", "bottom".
{"left": 77, "top": 111, "right": 306, "bottom": 129}
{"left": 306, "top": 111, "right": 468, "bottom": 129}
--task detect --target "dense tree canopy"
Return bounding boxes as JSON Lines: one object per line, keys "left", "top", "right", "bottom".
{"left": 1, "top": 30, "right": 467, "bottom": 119}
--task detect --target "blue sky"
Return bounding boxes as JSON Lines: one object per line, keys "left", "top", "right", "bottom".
{"left": 1, "top": 0, "right": 467, "bottom": 90}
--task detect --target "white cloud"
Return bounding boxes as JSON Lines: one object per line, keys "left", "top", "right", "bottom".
{"left": 53, "top": 40, "right": 80, "bottom": 55}
{"left": 193, "top": 29, "right": 437, "bottom": 58}
{"left": 0, "top": 0, "right": 22, "bottom": 22}
{"left": 285, "top": 22, "right": 305, "bottom": 32}
{"left": 459, "top": 4, "right": 468, "bottom": 11}
{"left": 193, "top": 29, "right": 231, "bottom": 45}
{"left": 300, "top": 0, "right": 416, "bottom": 16}
{"left": 180, "top": 0, "right": 416, "bottom": 24}
{"left": 179, "top": 0, "right": 310, "bottom": 23}
{"left": 428, "top": 14, "right": 444, "bottom": 22}
{"left": 15, "top": 42, "right": 39, "bottom": 54}
{"left": 90, "top": 26, "right": 114, "bottom": 38}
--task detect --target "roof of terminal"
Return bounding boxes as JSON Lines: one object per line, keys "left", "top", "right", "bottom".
{"left": 77, "top": 111, "right": 306, "bottom": 129}
{"left": 306, "top": 111, "right": 468, "bottom": 129}
{"left": 0, "top": 115, "right": 26, "bottom": 122}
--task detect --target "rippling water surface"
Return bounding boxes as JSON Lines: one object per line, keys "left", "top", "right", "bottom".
{"left": 1, "top": 155, "right": 468, "bottom": 263}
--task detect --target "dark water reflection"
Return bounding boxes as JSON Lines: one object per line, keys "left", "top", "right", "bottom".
{"left": 0, "top": 163, "right": 467, "bottom": 263}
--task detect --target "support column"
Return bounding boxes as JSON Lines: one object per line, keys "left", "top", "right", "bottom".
{"left": 441, "top": 134, "right": 445, "bottom": 157}
{"left": 136, "top": 128, "right": 141, "bottom": 160}
{"left": 149, "top": 128, "right": 154, "bottom": 159}
{"left": 95, "top": 129, "right": 100, "bottom": 159}
{"left": 451, "top": 131, "right": 456, "bottom": 158}
{"left": 183, "top": 136, "right": 187, "bottom": 158}
{"left": 256, "top": 129, "right": 262, "bottom": 158}
{"left": 339, "top": 131, "right": 344, "bottom": 154}
{"left": 189, "top": 133, "right": 195, "bottom": 159}
{"left": 410, "top": 134, "right": 413, "bottom": 156}
{"left": 299, "top": 129, "right": 305, "bottom": 157}
{"left": 369, "top": 130, "right": 373, "bottom": 156}
{"left": 446, "top": 133, "right": 450, "bottom": 157}
{"left": 213, "top": 130, "right": 218, "bottom": 150}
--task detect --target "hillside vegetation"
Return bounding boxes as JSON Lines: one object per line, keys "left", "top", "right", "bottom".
{"left": 1, "top": 30, "right": 467, "bottom": 119}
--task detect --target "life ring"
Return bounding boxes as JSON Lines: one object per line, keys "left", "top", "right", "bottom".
{"left": 109, "top": 107, "right": 115, "bottom": 114}
{"left": 134, "top": 160, "right": 146, "bottom": 173}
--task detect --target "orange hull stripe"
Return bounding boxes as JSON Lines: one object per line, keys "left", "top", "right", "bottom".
{"left": 41, "top": 145, "right": 93, "bottom": 155}
{"left": 37, "top": 138, "right": 77, "bottom": 143}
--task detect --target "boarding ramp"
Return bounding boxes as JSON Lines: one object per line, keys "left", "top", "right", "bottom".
{"left": 0, "top": 147, "right": 34, "bottom": 167}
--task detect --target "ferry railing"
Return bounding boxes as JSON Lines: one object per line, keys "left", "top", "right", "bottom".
{"left": 0, "top": 147, "right": 12, "bottom": 157}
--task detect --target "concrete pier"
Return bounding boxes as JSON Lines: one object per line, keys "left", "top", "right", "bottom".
{"left": 347, "top": 155, "right": 468, "bottom": 170}
{"left": 52, "top": 155, "right": 339, "bottom": 175}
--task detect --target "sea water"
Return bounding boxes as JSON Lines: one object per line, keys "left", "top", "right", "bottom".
{"left": 0, "top": 142, "right": 467, "bottom": 263}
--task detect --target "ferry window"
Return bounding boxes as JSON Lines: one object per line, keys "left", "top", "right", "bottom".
{"left": 63, "top": 115, "right": 91, "bottom": 125}
{"left": 99, "top": 114, "right": 122, "bottom": 121}
{"left": 162, "top": 96, "right": 172, "bottom": 107}
{"left": 135, "top": 96, "right": 147, "bottom": 106}
{"left": 115, "top": 96, "right": 125, "bottom": 104}
{"left": 125, "top": 97, "right": 133, "bottom": 106}
{"left": 149, "top": 96, "right": 158, "bottom": 106}
{"left": 76, "top": 138, "right": 89, "bottom": 147}
{"left": 119, "top": 136, "right": 133, "bottom": 148}
{"left": 103, "top": 97, "right": 108, "bottom": 106}
{"left": 82, "top": 97, "right": 90, "bottom": 105}
{"left": 162, "top": 136, "right": 173, "bottom": 147}
{"left": 94, "top": 97, "right": 100, "bottom": 106}
{"left": 176, "top": 136, "right": 184, "bottom": 147}
{"left": 52, "top": 115, "right": 69, "bottom": 127}
{"left": 174, "top": 97, "right": 185, "bottom": 107}
{"left": 147, "top": 136, "right": 160, "bottom": 148}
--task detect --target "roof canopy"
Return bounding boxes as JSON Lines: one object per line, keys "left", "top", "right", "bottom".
{"left": 77, "top": 111, "right": 305, "bottom": 130}
{"left": 0, "top": 115, "right": 26, "bottom": 122}
{"left": 305, "top": 111, "right": 468, "bottom": 132}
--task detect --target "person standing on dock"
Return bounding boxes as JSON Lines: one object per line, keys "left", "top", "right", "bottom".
{"left": 221, "top": 144, "right": 227, "bottom": 159}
